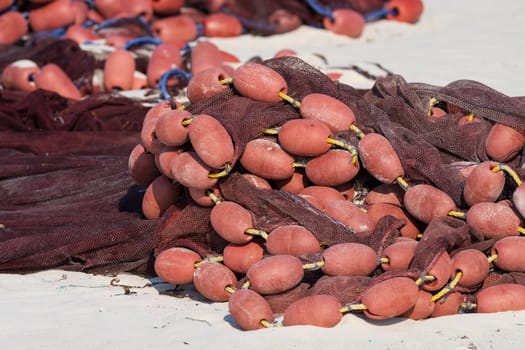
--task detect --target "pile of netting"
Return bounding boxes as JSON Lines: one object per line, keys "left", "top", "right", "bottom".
{"left": 0, "top": 0, "right": 422, "bottom": 46}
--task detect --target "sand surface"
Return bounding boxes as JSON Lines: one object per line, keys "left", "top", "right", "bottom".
{"left": 2, "top": 1, "right": 525, "bottom": 349}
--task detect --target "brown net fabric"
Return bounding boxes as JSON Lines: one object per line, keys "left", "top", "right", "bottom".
{"left": 2, "top": 40, "right": 525, "bottom": 318}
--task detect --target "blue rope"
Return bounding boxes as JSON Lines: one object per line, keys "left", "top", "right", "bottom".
{"left": 159, "top": 68, "right": 192, "bottom": 100}
{"left": 94, "top": 16, "right": 152, "bottom": 36}
{"left": 83, "top": 0, "right": 96, "bottom": 9}
{"left": 364, "top": 7, "right": 397, "bottom": 22}
{"left": 195, "top": 23, "right": 204, "bottom": 38}
{"left": 305, "top": 0, "right": 335, "bottom": 21}
{"left": 124, "top": 36, "right": 163, "bottom": 50}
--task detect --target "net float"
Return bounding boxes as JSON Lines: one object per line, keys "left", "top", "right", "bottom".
{"left": 151, "top": 15, "right": 198, "bottom": 44}
{"left": 335, "top": 182, "right": 355, "bottom": 202}
{"left": 28, "top": 0, "right": 76, "bottom": 31}
{"left": 0, "top": 0, "right": 13, "bottom": 11}
{"left": 128, "top": 143, "right": 161, "bottom": 186}
{"left": 246, "top": 255, "right": 304, "bottom": 295}
{"left": 240, "top": 139, "right": 295, "bottom": 180}
{"left": 228, "top": 289, "right": 274, "bottom": 331}
{"left": 380, "top": 240, "right": 418, "bottom": 271}
{"left": 151, "top": 0, "right": 184, "bottom": 14}
{"left": 64, "top": 24, "right": 98, "bottom": 44}
{"left": 232, "top": 63, "right": 288, "bottom": 103}
{"left": 283, "top": 294, "right": 342, "bottom": 327}
{"left": 463, "top": 161, "right": 505, "bottom": 206}
{"left": 322, "top": 243, "right": 378, "bottom": 276}
{"left": 223, "top": 242, "right": 264, "bottom": 274}
{"left": 466, "top": 202, "right": 522, "bottom": 239}
{"left": 140, "top": 118, "right": 163, "bottom": 154}
{"left": 154, "top": 247, "right": 201, "bottom": 285}
{"left": 323, "top": 8, "right": 365, "bottom": 38}
{"left": 361, "top": 277, "right": 419, "bottom": 320}
{"left": 268, "top": 9, "right": 302, "bottom": 34}
{"left": 305, "top": 149, "right": 360, "bottom": 187}
{"left": 431, "top": 292, "right": 465, "bottom": 317}
{"left": 276, "top": 119, "right": 332, "bottom": 157}
{"left": 512, "top": 183, "right": 525, "bottom": 219}
{"left": 476, "top": 283, "right": 525, "bottom": 313}
{"left": 146, "top": 43, "right": 184, "bottom": 88}
{"left": 154, "top": 146, "right": 183, "bottom": 179}
{"left": 365, "top": 183, "right": 404, "bottom": 206}
{"left": 428, "top": 107, "right": 447, "bottom": 119}
{"left": 190, "top": 41, "right": 223, "bottom": 75}
{"left": 187, "top": 186, "right": 221, "bottom": 207}
{"left": 451, "top": 249, "right": 489, "bottom": 288}
{"left": 403, "top": 184, "right": 456, "bottom": 224}
{"left": 202, "top": 13, "right": 243, "bottom": 37}
{"left": 384, "top": 0, "right": 424, "bottom": 23}
{"left": 94, "top": 0, "right": 128, "bottom": 18}
{"left": 274, "top": 49, "right": 297, "bottom": 58}
{"left": 132, "top": 71, "right": 148, "bottom": 90}
{"left": 103, "top": 50, "right": 135, "bottom": 92}
{"left": 242, "top": 174, "right": 272, "bottom": 190}
{"left": 71, "top": 0, "right": 88, "bottom": 25}
{"left": 33, "top": 63, "right": 82, "bottom": 100}
{"left": 127, "top": 0, "right": 153, "bottom": 21}
{"left": 141, "top": 175, "right": 181, "bottom": 219}
{"left": 299, "top": 93, "right": 356, "bottom": 133}
{"left": 143, "top": 100, "right": 173, "bottom": 124}
{"left": 186, "top": 66, "right": 231, "bottom": 103}
{"left": 210, "top": 201, "right": 254, "bottom": 244}
{"left": 1, "top": 60, "right": 39, "bottom": 92}
{"left": 485, "top": 123, "right": 525, "bottom": 162}
{"left": 154, "top": 109, "right": 192, "bottom": 147}
{"left": 297, "top": 194, "right": 324, "bottom": 211}
{"left": 324, "top": 200, "right": 374, "bottom": 237}
{"left": 299, "top": 185, "right": 346, "bottom": 210}
{"left": 273, "top": 170, "right": 309, "bottom": 193}
{"left": 266, "top": 225, "right": 321, "bottom": 256}
{"left": 420, "top": 251, "right": 452, "bottom": 292}
{"left": 170, "top": 151, "right": 218, "bottom": 190}
{"left": 366, "top": 202, "right": 420, "bottom": 239}
{"left": 358, "top": 133, "right": 405, "bottom": 184}
{"left": 0, "top": 11, "right": 27, "bottom": 45}
{"left": 188, "top": 114, "right": 234, "bottom": 169}
{"left": 193, "top": 262, "right": 238, "bottom": 302}
{"left": 491, "top": 236, "right": 525, "bottom": 272}
{"left": 400, "top": 289, "right": 434, "bottom": 320}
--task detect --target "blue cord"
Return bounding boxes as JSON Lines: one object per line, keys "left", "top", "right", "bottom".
{"left": 83, "top": 0, "right": 96, "bottom": 9}
{"left": 94, "top": 16, "right": 152, "bottom": 36}
{"left": 159, "top": 68, "right": 192, "bottom": 100}
{"left": 305, "top": 0, "right": 335, "bottom": 21}
{"left": 124, "top": 36, "right": 163, "bottom": 50}
{"left": 364, "top": 7, "right": 397, "bottom": 22}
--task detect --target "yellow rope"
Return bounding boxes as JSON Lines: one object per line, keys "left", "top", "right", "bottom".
{"left": 431, "top": 271, "right": 463, "bottom": 302}
{"left": 415, "top": 275, "right": 436, "bottom": 286}
{"left": 349, "top": 124, "right": 365, "bottom": 139}
{"left": 427, "top": 97, "right": 439, "bottom": 117}
{"left": 447, "top": 210, "right": 467, "bottom": 220}
{"left": 326, "top": 138, "right": 359, "bottom": 164}
{"left": 245, "top": 228, "right": 269, "bottom": 240}
{"left": 181, "top": 117, "right": 193, "bottom": 126}
{"left": 339, "top": 303, "right": 367, "bottom": 313}
{"left": 467, "top": 112, "right": 475, "bottom": 122}
{"left": 193, "top": 255, "right": 224, "bottom": 268}
{"left": 176, "top": 103, "right": 189, "bottom": 110}
{"left": 206, "top": 190, "right": 222, "bottom": 205}
{"left": 379, "top": 257, "right": 389, "bottom": 264}
{"left": 260, "top": 319, "right": 277, "bottom": 328}
{"left": 492, "top": 164, "right": 523, "bottom": 186}
{"left": 487, "top": 254, "right": 498, "bottom": 264}
{"left": 302, "top": 261, "right": 325, "bottom": 270}
{"left": 219, "top": 77, "right": 233, "bottom": 85}
{"left": 292, "top": 158, "right": 307, "bottom": 168}
{"left": 208, "top": 162, "right": 232, "bottom": 179}
{"left": 416, "top": 233, "right": 423, "bottom": 240}
{"left": 261, "top": 127, "right": 280, "bottom": 135}
{"left": 395, "top": 177, "right": 410, "bottom": 191}
{"left": 517, "top": 226, "right": 525, "bottom": 236}
{"left": 224, "top": 285, "right": 236, "bottom": 294}
{"left": 241, "top": 280, "right": 251, "bottom": 289}
{"left": 278, "top": 91, "right": 301, "bottom": 108}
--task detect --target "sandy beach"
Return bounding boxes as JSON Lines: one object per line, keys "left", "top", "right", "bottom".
{"left": 2, "top": 1, "right": 525, "bottom": 349}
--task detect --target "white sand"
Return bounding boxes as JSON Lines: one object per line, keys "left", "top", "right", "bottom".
{"left": 2, "top": 1, "right": 525, "bottom": 349}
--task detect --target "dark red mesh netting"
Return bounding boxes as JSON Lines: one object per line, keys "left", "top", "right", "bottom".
{"left": 3, "top": 32, "right": 525, "bottom": 321}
